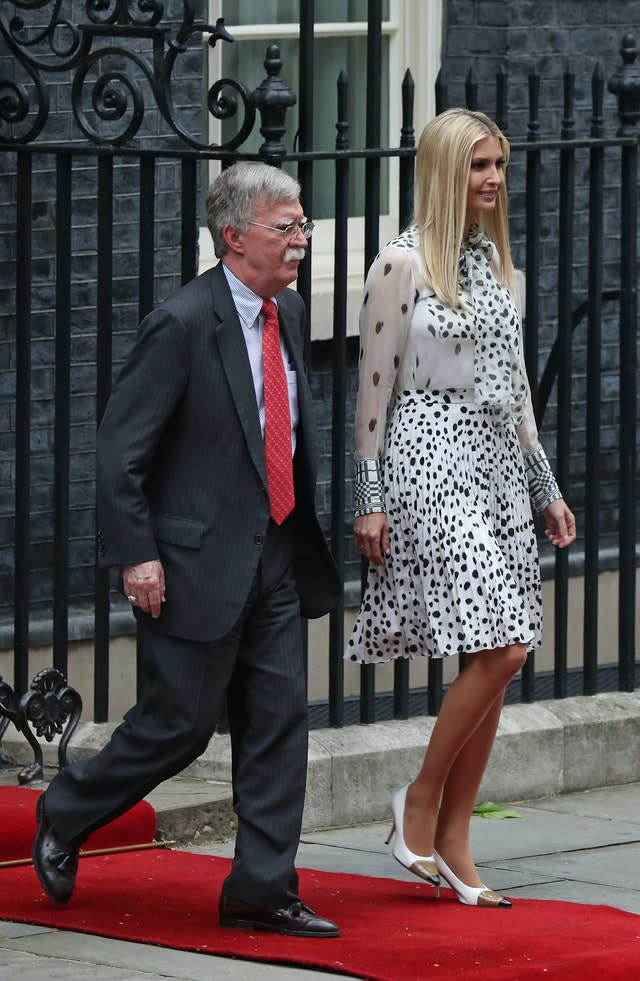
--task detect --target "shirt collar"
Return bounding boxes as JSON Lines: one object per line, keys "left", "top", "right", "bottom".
{"left": 222, "top": 264, "right": 276, "bottom": 329}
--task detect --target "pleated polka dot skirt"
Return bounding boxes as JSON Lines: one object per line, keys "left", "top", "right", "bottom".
{"left": 347, "top": 389, "right": 543, "bottom": 662}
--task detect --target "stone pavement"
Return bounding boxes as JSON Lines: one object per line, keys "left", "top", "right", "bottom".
{"left": 2, "top": 781, "right": 640, "bottom": 981}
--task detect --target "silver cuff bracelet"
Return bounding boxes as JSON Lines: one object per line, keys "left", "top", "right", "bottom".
{"left": 524, "top": 446, "right": 562, "bottom": 513}
{"left": 354, "top": 458, "right": 386, "bottom": 516}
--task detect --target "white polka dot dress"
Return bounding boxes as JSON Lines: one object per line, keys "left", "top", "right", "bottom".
{"left": 347, "top": 227, "right": 544, "bottom": 663}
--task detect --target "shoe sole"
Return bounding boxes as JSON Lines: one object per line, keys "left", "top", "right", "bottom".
{"left": 219, "top": 916, "right": 340, "bottom": 938}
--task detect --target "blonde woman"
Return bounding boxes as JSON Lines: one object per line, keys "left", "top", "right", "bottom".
{"left": 348, "top": 109, "right": 575, "bottom": 907}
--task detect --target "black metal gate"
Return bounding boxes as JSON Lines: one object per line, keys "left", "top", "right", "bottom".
{"left": 0, "top": 3, "right": 637, "bottom": 736}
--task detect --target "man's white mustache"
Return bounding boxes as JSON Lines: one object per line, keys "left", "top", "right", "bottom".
{"left": 285, "top": 248, "right": 306, "bottom": 261}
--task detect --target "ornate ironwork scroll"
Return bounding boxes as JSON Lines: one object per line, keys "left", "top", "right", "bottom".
{"left": 0, "top": 1, "right": 257, "bottom": 148}
{"left": 17, "top": 667, "right": 82, "bottom": 783}
{"left": 0, "top": 668, "right": 82, "bottom": 783}
{"left": 0, "top": 674, "right": 18, "bottom": 767}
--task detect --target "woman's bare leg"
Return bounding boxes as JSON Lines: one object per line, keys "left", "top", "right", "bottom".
{"left": 400, "top": 644, "right": 527, "bottom": 862}
{"left": 433, "top": 692, "right": 505, "bottom": 886}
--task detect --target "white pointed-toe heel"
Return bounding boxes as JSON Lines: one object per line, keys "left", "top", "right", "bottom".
{"left": 433, "top": 850, "right": 512, "bottom": 908}
{"left": 386, "top": 784, "right": 440, "bottom": 893}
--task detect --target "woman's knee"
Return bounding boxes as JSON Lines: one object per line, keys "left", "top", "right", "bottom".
{"left": 498, "top": 643, "right": 528, "bottom": 678}
{"left": 472, "top": 643, "right": 527, "bottom": 684}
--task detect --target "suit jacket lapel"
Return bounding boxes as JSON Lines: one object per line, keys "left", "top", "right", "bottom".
{"left": 277, "top": 302, "right": 304, "bottom": 389}
{"left": 211, "top": 265, "right": 267, "bottom": 487}
{"left": 277, "top": 295, "right": 315, "bottom": 477}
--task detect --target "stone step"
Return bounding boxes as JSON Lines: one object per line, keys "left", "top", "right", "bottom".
{"left": 146, "top": 776, "right": 235, "bottom": 845}
{"left": 0, "top": 768, "right": 236, "bottom": 848}
{"left": 3, "top": 691, "right": 640, "bottom": 844}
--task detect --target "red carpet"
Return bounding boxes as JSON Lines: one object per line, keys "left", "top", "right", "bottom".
{"left": 0, "top": 786, "right": 157, "bottom": 864}
{"left": 1, "top": 788, "right": 640, "bottom": 980}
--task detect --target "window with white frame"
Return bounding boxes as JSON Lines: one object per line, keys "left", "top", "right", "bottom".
{"left": 201, "top": 1, "right": 441, "bottom": 338}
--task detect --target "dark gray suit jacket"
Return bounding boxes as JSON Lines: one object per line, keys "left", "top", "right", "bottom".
{"left": 96, "top": 262, "right": 340, "bottom": 641}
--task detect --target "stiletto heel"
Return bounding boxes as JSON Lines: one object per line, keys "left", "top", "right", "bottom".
{"left": 433, "top": 850, "right": 512, "bottom": 908}
{"left": 387, "top": 784, "right": 440, "bottom": 894}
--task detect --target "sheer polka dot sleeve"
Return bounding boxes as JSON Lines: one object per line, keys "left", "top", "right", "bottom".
{"left": 515, "top": 367, "right": 541, "bottom": 455}
{"left": 354, "top": 247, "right": 415, "bottom": 463}
{"left": 517, "top": 372, "right": 563, "bottom": 512}
{"left": 513, "top": 294, "right": 563, "bottom": 511}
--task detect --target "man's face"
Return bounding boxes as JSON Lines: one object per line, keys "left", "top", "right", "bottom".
{"left": 223, "top": 195, "right": 309, "bottom": 297}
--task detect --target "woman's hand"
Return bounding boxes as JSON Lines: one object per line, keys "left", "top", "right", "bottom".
{"left": 353, "top": 512, "right": 390, "bottom": 566}
{"left": 543, "top": 499, "right": 576, "bottom": 548}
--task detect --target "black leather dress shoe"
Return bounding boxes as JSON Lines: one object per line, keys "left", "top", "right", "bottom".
{"left": 32, "top": 795, "right": 79, "bottom": 905}
{"left": 219, "top": 894, "right": 340, "bottom": 937}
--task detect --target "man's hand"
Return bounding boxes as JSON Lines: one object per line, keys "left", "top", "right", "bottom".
{"left": 543, "top": 499, "right": 576, "bottom": 549}
{"left": 123, "top": 560, "right": 166, "bottom": 619}
{"left": 353, "top": 512, "right": 390, "bottom": 566}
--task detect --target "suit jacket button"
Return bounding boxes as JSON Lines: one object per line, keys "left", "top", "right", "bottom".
{"left": 254, "top": 534, "right": 264, "bottom": 546}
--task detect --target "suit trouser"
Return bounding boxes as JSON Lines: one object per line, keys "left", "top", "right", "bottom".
{"left": 43, "top": 519, "right": 308, "bottom": 906}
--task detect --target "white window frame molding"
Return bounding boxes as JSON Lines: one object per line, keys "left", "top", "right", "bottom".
{"left": 200, "top": 2, "right": 442, "bottom": 340}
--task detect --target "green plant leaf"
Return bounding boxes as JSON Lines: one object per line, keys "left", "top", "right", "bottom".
{"left": 473, "top": 801, "right": 522, "bottom": 820}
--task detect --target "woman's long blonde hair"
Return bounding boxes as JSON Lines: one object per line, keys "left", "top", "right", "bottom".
{"left": 414, "top": 108, "right": 515, "bottom": 308}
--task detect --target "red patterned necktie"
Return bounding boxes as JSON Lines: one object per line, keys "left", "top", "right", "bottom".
{"left": 261, "top": 299, "right": 295, "bottom": 524}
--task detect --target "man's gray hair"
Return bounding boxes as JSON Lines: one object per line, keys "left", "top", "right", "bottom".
{"left": 206, "top": 162, "right": 301, "bottom": 258}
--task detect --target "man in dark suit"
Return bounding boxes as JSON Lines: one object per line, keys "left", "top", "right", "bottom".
{"left": 32, "top": 162, "right": 341, "bottom": 938}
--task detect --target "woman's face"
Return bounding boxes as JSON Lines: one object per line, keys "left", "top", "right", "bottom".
{"left": 465, "top": 135, "right": 505, "bottom": 229}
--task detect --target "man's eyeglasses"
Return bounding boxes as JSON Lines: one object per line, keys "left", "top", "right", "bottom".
{"left": 248, "top": 219, "right": 315, "bottom": 242}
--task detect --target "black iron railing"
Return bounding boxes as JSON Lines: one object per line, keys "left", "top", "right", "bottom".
{"left": 0, "top": 4, "right": 637, "bottom": 733}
